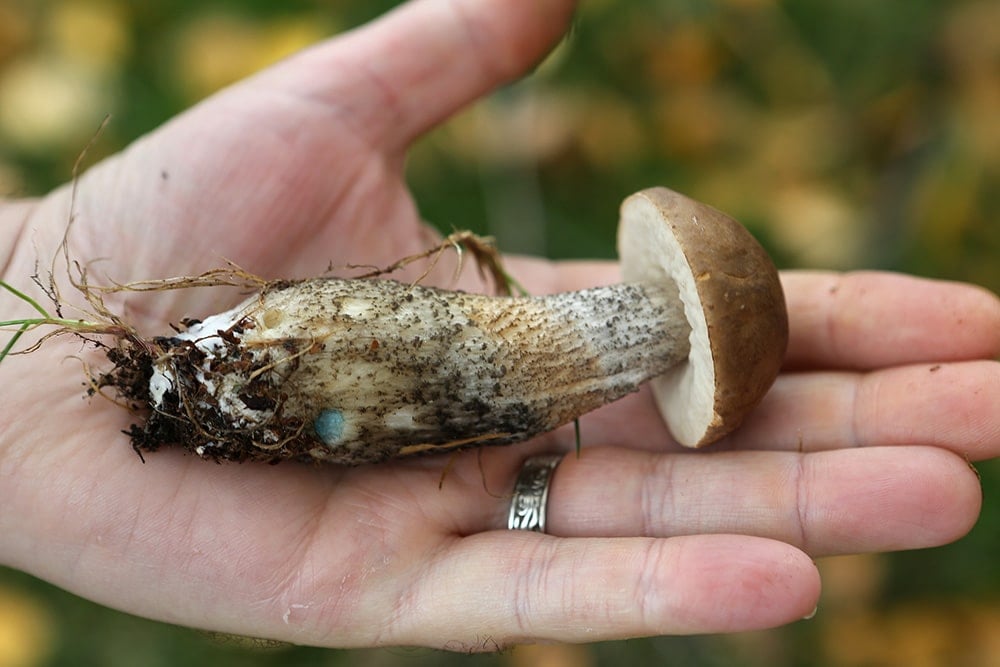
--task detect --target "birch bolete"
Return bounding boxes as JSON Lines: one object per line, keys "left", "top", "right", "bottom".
{"left": 106, "top": 187, "right": 787, "bottom": 464}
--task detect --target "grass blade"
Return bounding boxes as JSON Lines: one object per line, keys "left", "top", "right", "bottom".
{"left": 0, "top": 323, "right": 29, "bottom": 364}
{"left": 0, "top": 280, "right": 51, "bottom": 318}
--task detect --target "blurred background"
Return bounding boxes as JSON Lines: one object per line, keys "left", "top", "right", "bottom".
{"left": 0, "top": 0, "right": 998, "bottom": 665}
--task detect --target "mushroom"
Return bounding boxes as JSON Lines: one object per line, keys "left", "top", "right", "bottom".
{"left": 110, "top": 187, "right": 787, "bottom": 463}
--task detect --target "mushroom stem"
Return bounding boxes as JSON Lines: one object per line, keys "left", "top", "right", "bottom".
{"left": 143, "top": 277, "right": 691, "bottom": 463}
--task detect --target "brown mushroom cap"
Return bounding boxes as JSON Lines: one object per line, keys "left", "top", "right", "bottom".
{"left": 617, "top": 187, "right": 788, "bottom": 447}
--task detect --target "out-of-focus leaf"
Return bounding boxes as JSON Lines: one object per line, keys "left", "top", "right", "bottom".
{"left": 0, "top": 583, "right": 55, "bottom": 667}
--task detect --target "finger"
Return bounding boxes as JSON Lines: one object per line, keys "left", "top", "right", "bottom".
{"left": 530, "top": 264, "right": 1000, "bottom": 368}
{"left": 501, "top": 446, "right": 979, "bottom": 558}
{"left": 384, "top": 533, "right": 819, "bottom": 647}
{"left": 270, "top": 0, "right": 577, "bottom": 152}
{"left": 733, "top": 361, "right": 1000, "bottom": 460}
{"left": 457, "top": 322, "right": 999, "bottom": 461}
{"left": 783, "top": 271, "right": 1000, "bottom": 369}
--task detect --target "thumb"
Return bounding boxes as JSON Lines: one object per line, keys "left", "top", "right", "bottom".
{"left": 257, "top": 0, "right": 578, "bottom": 151}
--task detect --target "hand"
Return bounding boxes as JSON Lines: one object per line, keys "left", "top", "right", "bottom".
{"left": 1, "top": 0, "right": 998, "bottom": 651}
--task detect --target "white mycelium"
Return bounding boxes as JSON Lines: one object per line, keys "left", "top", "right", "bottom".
{"left": 149, "top": 298, "right": 267, "bottom": 428}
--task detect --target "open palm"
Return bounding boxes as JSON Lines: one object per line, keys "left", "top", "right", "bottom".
{"left": 2, "top": 0, "right": 999, "bottom": 651}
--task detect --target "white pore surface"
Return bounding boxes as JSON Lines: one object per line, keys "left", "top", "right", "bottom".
{"left": 618, "top": 195, "right": 716, "bottom": 447}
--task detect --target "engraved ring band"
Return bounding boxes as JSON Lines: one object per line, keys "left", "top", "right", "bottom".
{"left": 507, "top": 455, "right": 563, "bottom": 533}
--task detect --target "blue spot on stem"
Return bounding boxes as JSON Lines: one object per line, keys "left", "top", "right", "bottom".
{"left": 314, "top": 409, "right": 345, "bottom": 445}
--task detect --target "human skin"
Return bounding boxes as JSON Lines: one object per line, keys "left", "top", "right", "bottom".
{"left": 1, "top": 0, "right": 999, "bottom": 651}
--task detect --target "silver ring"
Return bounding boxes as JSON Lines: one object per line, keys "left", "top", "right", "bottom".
{"left": 507, "top": 455, "right": 562, "bottom": 533}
